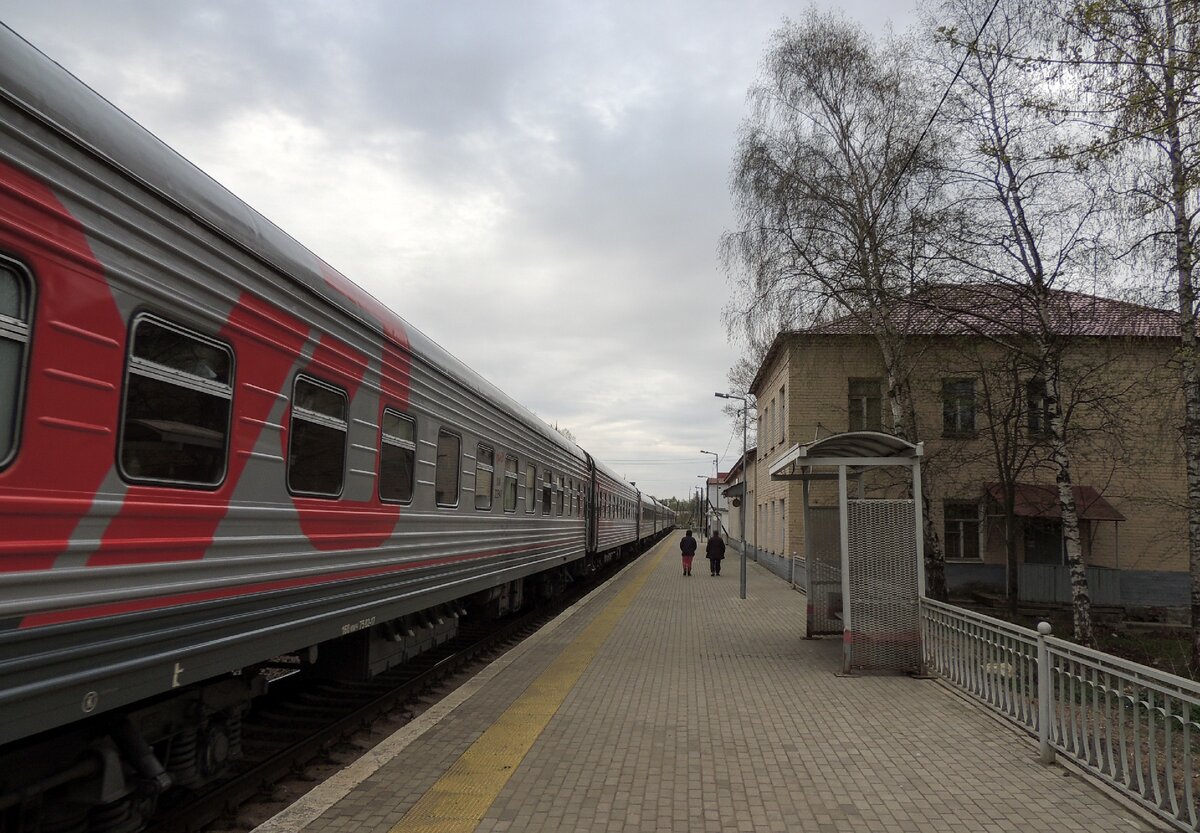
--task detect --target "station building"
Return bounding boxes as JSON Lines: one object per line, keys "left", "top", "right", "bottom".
{"left": 741, "top": 285, "right": 1188, "bottom": 608}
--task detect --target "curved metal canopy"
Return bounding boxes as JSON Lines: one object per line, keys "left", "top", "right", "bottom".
{"left": 800, "top": 431, "right": 920, "bottom": 460}
{"left": 769, "top": 431, "right": 922, "bottom": 480}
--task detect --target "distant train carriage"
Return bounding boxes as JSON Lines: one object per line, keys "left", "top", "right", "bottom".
{"left": 0, "top": 24, "right": 671, "bottom": 833}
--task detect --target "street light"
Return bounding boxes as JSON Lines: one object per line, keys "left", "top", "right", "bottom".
{"left": 716, "top": 391, "right": 749, "bottom": 600}
{"left": 699, "top": 450, "right": 719, "bottom": 540}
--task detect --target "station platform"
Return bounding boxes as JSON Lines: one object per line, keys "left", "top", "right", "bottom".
{"left": 254, "top": 532, "right": 1158, "bottom": 833}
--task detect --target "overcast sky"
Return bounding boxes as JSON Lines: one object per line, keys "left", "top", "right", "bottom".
{"left": 2, "top": 1, "right": 915, "bottom": 501}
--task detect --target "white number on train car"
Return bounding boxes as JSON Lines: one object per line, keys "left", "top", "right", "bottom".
{"left": 341, "top": 616, "right": 376, "bottom": 635}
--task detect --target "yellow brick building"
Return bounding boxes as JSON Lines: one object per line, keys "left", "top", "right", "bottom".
{"left": 745, "top": 287, "right": 1189, "bottom": 607}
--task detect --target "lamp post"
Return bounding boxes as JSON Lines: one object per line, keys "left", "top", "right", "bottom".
{"left": 695, "top": 475, "right": 711, "bottom": 536}
{"left": 699, "top": 450, "right": 718, "bottom": 538}
{"left": 716, "top": 392, "right": 749, "bottom": 600}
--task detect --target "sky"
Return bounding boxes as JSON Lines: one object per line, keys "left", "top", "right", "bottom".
{"left": 1, "top": 0, "right": 916, "bottom": 501}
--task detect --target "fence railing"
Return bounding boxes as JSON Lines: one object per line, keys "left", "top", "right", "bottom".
{"left": 921, "top": 598, "right": 1200, "bottom": 832}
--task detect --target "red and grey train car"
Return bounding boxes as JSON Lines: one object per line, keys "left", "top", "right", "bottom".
{"left": 0, "top": 24, "right": 672, "bottom": 832}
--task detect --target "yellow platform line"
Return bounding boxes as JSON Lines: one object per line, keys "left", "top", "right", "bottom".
{"left": 386, "top": 541, "right": 670, "bottom": 833}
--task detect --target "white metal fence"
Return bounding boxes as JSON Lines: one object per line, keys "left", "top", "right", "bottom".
{"left": 922, "top": 598, "right": 1200, "bottom": 831}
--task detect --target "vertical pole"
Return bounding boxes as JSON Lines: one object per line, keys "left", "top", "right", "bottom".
{"left": 913, "top": 460, "right": 927, "bottom": 675}
{"left": 839, "top": 464, "right": 852, "bottom": 674}
{"left": 1037, "top": 621, "right": 1055, "bottom": 763}
{"left": 913, "top": 461, "right": 926, "bottom": 599}
{"left": 803, "top": 475, "right": 814, "bottom": 637}
{"left": 740, "top": 406, "right": 748, "bottom": 600}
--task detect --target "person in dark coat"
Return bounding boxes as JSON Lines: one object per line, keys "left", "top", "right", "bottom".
{"left": 679, "top": 530, "right": 697, "bottom": 576}
{"left": 706, "top": 531, "right": 726, "bottom": 576}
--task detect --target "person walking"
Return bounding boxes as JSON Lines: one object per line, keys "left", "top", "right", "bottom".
{"left": 679, "top": 530, "right": 697, "bottom": 577}
{"left": 706, "top": 531, "right": 726, "bottom": 576}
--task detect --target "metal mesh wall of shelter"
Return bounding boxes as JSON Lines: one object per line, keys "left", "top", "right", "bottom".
{"left": 846, "top": 499, "right": 920, "bottom": 671}
{"left": 806, "top": 506, "right": 842, "bottom": 636}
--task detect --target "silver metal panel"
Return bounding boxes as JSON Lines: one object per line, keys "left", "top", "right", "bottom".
{"left": 846, "top": 499, "right": 920, "bottom": 671}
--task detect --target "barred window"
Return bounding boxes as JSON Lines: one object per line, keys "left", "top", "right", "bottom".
{"left": 0, "top": 260, "right": 32, "bottom": 467}
{"left": 435, "top": 430, "right": 461, "bottom": 507}
{"left": 379, "top": 410, "right": 415, "bottom": 503}
{"left": 121, "top": 316, "right": 233, "bottom": 487}
{"left": 475, "top": 443, "right": 495, "bottom": 510}
{"left": 287, "top": 376, "right": 347, "bottom": 497}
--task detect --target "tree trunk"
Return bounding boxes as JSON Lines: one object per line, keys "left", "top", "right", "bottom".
{"left": 1004, "top": 488, "right": 1019, "bottom": 617}
{"left": 1156, "top": 0, "right": 1200, "bottom": 673}
{"left": 1046, "top": 366, "right": 1093, "bottom": 645}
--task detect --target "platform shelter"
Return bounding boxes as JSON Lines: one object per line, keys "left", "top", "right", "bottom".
{"left": 769, "top": 432, "right": 925, "bottom": 674}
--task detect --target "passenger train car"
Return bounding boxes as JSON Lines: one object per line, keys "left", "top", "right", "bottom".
{"left": 0, "top": 25, "right": 673, "bottom": 832}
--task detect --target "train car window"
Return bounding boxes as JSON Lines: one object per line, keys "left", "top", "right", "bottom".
{"left": 435, "top": 430, "right": 461, "bottom": 507}
{"left": 504, "top": 456, "right": 518, "bottom": 512}
{"left": 286, "top": 375, "right": 348, "bottom": 497}
{"left": 525, "top": 464, "right": 536, "bottom": 513}
{"left": 0, "top": 260, "right": 32, "bottom": 468}
{"left": 542, "top": 471, "right": 552, "bottom": 515}
{"left": 379, "top": 409, "right": 415, "bottom": 503}
{"left": 475, "top": 443, "right": 494, "bottom": 510}
{"left": 556, "top": 475, "right": 564, "bottom": 516}
{"left": 120, "top": 315, "right": 234, "bottom": 487}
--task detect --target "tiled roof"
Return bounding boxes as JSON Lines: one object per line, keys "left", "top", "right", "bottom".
{"left": 808, "top": 284, "right": 1176, "bottom": 338}
{"left": 749, "top": 284, "right": 1177, "bottom": 394}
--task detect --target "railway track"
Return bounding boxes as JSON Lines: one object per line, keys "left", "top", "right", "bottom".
{"left": 143, "top": 552, "right": 640, "bottom": 833}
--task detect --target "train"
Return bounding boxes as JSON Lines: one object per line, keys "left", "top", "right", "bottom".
{"left": 0, "top": 23, "right": 674, "bottom": 833}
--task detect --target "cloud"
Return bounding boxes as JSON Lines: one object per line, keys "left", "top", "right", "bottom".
{"left": 3, "top": 0, "right": 914, "bottom": 498}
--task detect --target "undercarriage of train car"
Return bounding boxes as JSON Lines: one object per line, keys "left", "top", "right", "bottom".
{"left": 0, "top": 562, "right": 605, "bottom": 833}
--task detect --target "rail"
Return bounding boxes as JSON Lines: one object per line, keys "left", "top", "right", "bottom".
{"left": 921, "top": 598, "right": 1200, "bottom": 831}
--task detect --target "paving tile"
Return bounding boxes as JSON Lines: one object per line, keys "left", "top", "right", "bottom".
{"left": 274, "top": 534, "right": 1162, "bottom": 833}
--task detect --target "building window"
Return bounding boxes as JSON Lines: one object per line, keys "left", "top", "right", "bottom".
{"left": 944, "top": 502, "right": 981, "bottom": 560}
{"left": 286, "top": 375, "right": 347, "bottom": 496}
{"left": 0, "top": 260, "right": 32, "bottom": 468}
{"left": 942, "top": 379, "right": 976, "bottom": 436}
{"left": 475, "top": 443, "right": 494, "bottom": 510}
{"left": 525, "top": 464, "right": 536, "bottom": 513}
{"left": 435, "top": 429, "right": 461, "bottom": 507}
{"left": 504, "top": 455, "right": 519, "bottom": 512}
{"left": 1027, "top": 378, "right": 1051, "bottom": 437}
{"left": 779, "top": 385, "right": 786, "bottom": 444}
{"left": 780, "top": 497, "right": 786, "bottom": 552}
{"left": 121, "top": 315, "right": 234, "bottom": 487}
{"left": 379, "top": 410, "right": 415, "bottom": 503}
{"left": 1024, "top": 518, "right": 1063, "bottom": 564}
{"left": 848, "top": 378, "right": 882, "bottom": 432}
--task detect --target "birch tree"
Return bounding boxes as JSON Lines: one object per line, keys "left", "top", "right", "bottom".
{"left": 1064, "top": 0, "right": 1200, "bottom": 664}
{"left": 930, "top": 0, "right": 1111, "bottom": 643}
{"left": 722, "top": 10, "right": 953, "bottom": 599}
